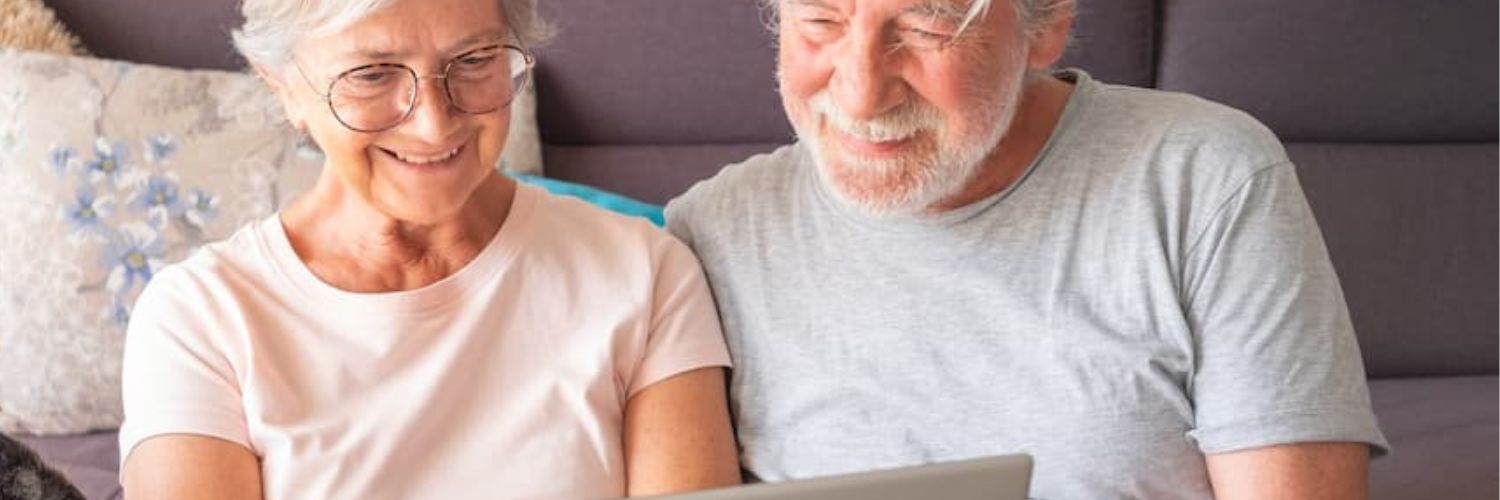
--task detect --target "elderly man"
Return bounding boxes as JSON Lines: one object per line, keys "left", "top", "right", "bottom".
{"left": 665, "top": 0, "right": 1388, "bottom": 498}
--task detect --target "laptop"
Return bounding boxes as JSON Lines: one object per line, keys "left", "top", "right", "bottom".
{"left": 640, "top": 454, "right": 1032, "bottom": 500}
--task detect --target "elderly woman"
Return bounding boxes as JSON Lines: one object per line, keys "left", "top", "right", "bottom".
{"left": 117, "top": 0, "right": 741, "bottom": 498}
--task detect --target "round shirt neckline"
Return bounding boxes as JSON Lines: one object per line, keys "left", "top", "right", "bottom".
{"left": 258, "top": 182, "right": 541, "bottom": 319}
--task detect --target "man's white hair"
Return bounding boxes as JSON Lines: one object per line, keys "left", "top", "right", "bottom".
{"left": 959, "top": 0, "right": 1075, "bottom": 35}
{"left": 762, "top": 0, "right": 1074, "bottom": 37}
{"left": 232, "top": 0, "right": 551, "bottom": 70}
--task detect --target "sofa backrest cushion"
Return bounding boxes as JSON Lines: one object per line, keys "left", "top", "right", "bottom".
{"left": 1290, "top": 143, "right": 1497, "bottom": 377}
{"left": 1063, "top": 0, "right": 1157, "bottom": 88}
{"left": 1157, "top": 0, "right": 1498, "bottom": 142}
{"left": 535, "top": 0, "right": 790, "bottom": 145}
{"left": 534, "top": 0, "right": 1161, "bottom": 201}
{"left": 46, "top": 0, "right": 244, "bottom": 70}
{"left": 535, "top": 0, "right": 1159, "bottom": 146}
{"left": 1157, "top": 0, "right": 1498, "bottom": 376}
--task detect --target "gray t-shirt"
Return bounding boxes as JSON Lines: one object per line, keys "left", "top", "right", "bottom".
{"left": 665, "top": 71, "right": 1388, "bottom": 500}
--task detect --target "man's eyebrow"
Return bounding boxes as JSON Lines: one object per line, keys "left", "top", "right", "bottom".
{"left": 786, "top": 0, "right": 837, "bottom": 12}
{"left": 900, "top": 1, "right": 967, "bottom": 24}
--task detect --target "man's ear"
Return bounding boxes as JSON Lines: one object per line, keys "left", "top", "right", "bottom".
{"left": 253, "top": 63, "right": 308, "bottom": 133}
{"left": 1025, "top": 8, "right": 1074, "bottom": 71}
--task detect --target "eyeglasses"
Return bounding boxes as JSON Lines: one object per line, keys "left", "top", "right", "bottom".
{"left": 296, "top": 44, "right": 535, "bottom": 133}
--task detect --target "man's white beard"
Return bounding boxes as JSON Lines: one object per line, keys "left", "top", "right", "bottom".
{"left": 792, "top": 69, "right": 1028, "bottom": 217}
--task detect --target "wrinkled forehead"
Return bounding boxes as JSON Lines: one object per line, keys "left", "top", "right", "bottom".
{"left": 781, "top": 0, "right": 984, "bottom": 22}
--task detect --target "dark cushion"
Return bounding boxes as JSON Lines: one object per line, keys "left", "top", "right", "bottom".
{"left": 543, "top": 143, "right": 785, "bottom": 205}
{"left": 1156, "top": 0, "right": 1499, "bottom": 142}
{"left": 1061, "top": 0, "right": 1157, "bottom": 87}
{"left": 536, "top": 0, "right": 791, "bottom": 145}
{"left": 1368, "top": 376, "right": 1499, "bottom": 500}
{"left": 46, "top": 0, "right": 245, "bottom": 70}
{"left": 1289, "top": 143, "right": 1499, "bottom": 377}
{"left": 537, "top": 0, "right": 1157, "bottom": 146}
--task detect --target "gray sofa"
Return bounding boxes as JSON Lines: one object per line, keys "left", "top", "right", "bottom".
{"left": 15, "top": 1, "right": 1497, "bottom": 499}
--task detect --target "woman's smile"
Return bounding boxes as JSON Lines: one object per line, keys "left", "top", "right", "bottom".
{"left": 376, "top": 141, "right": 467, "bottom": 172}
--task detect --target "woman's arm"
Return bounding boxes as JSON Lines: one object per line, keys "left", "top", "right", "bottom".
{"left": 623, "top": 367, "right": 741, "bottom": 496}
{"left": 123, "top": 435, "right": 264, "bottom": 500}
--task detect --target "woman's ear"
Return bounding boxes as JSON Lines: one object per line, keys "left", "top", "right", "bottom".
{"left": 253, "top": 63, "right": 309, "bottom": 133}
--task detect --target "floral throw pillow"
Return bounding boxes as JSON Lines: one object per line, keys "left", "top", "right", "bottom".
{"left": 500, "top": 83, "right": 543, "bottom": 175}
{"left": 0, "top": 49, "right": 322, "bottom": 435}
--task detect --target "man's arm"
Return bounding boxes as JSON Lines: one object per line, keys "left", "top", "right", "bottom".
{"left": 1206, "top": 442, "right": 1370, "bottom": 500}
{"left": 623, "top": 367, "right": 742, "bottom": 496}
{"left": 123, "top": 435, "right": 264, "bottom": 500}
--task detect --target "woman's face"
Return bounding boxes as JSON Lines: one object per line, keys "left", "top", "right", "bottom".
{"left": 275, "top": 0, "right": 513, "bottom": 224}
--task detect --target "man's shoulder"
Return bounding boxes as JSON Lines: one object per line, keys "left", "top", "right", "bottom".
{"left": 1086, "top": 81, "right": 1289, "bottom": 171}
{"left": 1092, "top": 81, "right": 1268, "bottom": 131}
{"left": 664, "top": 144, "right": 804, "bottom": 242}
{"left": 671, "top": 144, "right": 803, "bottom": 211}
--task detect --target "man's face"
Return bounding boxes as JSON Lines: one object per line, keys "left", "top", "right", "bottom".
{"left": 777, "top": 0, "right": 1035, "bottom": 215}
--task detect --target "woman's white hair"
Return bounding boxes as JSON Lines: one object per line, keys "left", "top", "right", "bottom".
{"left": 232, "top": 0, "right": 551, "bottom": 70}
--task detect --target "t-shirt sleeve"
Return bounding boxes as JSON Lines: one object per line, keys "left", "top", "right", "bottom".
{"left": 663, "top": 189, "right": 699, "bottom": 251}
{"left": 1181, "top": 162, "right": 1389, "bottom": 456}
{"left": 623, "top": 238, "right": 731, "bottom": 399}
{"left": 118, "top": 267, "right": 252, "bottom": 468}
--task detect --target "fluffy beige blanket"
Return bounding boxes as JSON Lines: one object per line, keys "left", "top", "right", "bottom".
{"left": 0, "top": 0, "right": 85, "bottom": 55}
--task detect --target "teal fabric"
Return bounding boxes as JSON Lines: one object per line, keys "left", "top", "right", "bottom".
{"left": 511, "top": 174, "right": 665, "bottom": 227}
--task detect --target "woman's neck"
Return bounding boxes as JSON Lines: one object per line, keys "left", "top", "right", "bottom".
{"left": 281, "top": 172, "right": 516, "bottom": 293}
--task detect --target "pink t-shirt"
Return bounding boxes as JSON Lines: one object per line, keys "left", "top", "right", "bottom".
{"left": 119, "top": 184, "right": 730, "bottom": 499}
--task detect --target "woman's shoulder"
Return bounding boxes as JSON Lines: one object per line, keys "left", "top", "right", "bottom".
{"left": 524, "top": 187, "right": 698, "bottom": 273}
{"left": 531, "top": 186, "right": 673, "bottom": 240}
{"left": 134, "top": 216, "right": 283, "bottom": 317}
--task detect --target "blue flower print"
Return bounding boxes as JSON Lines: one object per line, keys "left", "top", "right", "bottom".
{"left": 107, "top": 299, "right": 132, "bottom": 329}
{"left": 184, "top": 189, "right": 219, "bottom": 228}
{"left": 0, "top": 86, "right": 24, "bottom": 110}
{"left": 295, "top": 135, "right": 323, "bottom": 159}
{"left": 83, "top": 138, "right": 132, "bottom": 187}
{"left": 145, "top": 134, "right": 176, "bottom": 164}
{"left": 0, "top": 126, "right": 19, "bottom": 155}
{"left": 102, "top": 223, "right": 164, "bottom": 295}
{"left": 129, "top": 173, "right": 184, "bottom": 218}
{"left": 62, "top": 186, "right": 114, "bottom": 243}
{"left": 49, "top": 146, "right": 78, "bottom": 175}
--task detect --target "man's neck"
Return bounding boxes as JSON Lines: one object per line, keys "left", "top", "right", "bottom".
{"left": 929, "top": 73, "right": 1075, "bottom": 213}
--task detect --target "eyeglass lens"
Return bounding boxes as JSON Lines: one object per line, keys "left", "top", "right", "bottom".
{"left": 326, "top": 45, "right": 530, "bottom": 132}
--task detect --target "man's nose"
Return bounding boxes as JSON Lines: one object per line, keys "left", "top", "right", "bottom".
{"left": 829, "top": 31, "right": 904, "bottom": 121}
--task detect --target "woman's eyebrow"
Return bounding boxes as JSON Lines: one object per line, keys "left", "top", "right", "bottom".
{"left": 442, "top": 28, "right": 509, "bottom": 54}
{"left": 327, "top": 28, "right": 508, "bottom": 63}
{"left": 334, "top": 46, "right": 401, "bottom": 61}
